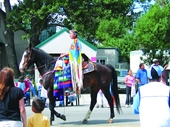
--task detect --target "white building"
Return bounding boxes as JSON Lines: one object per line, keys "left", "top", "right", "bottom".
{"left": 130, "top": 50, "right": 148, "bottom": 74}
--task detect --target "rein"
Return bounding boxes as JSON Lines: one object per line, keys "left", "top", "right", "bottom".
{"left": 32, "top": 58, "right": 58, "bottom": 71}
{"left": 42, "top": 70, "right": 54, "bottom": 78}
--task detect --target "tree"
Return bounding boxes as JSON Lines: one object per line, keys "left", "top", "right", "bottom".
{"left": 0, "top": 0, "right": 20, "bottom": 77}
{"left": 8, "top": 0, "right": 66, "bottom": 47}
{"left": 91, "top": 0, "right": 136, "bottom": 62}
{"left": 8, "top": 0, "right": 134, "bottom": 46}
{"left": 135, "top": 3, "right": 170, "bottom": 66}
{"left": 12, "top": 0, "right": 160, "bottom": 64}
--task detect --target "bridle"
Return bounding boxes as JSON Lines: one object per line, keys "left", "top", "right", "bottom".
{"left": 23, "top": 48, "right": 58, "bottom": 71}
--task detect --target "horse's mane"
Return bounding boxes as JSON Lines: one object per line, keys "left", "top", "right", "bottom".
{"left": 32, "top": 48, "right": 55, "bottom": 69}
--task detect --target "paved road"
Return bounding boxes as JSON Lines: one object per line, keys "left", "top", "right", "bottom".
{"left": 25, "top": 94, "right": 140, "bottom": 127}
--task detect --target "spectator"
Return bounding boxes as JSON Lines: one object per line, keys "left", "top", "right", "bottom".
{"left": 27, "top": 97, "right": 50, "bottom": 127}
{"left": 37, "top": 79, "right": 43, "bottom": 99}
{"left": 96, "top": 89, "right": 104, "bottom": 108}
{"left": 124, "top": 69, "right": 135, "bottom": 108}
{"left": 25, "top": 74, "right": 37, "bottom": 97}
{"left": 136, "top": 63, "right": 148, "bottom": 87}
{"left": 37, "top": 78, "right": 48, "bottom": 107}
{"left": 0, "top": 67, "right": 26, "bottom": 127}
{"left": 133, "top": 65, "right": 170, "bottom": 127}
{"left": 153, "top": 58, "right": 169, "bottom": 85}
{"left": 16, "top": 76, "right": 30, "bottom": 106}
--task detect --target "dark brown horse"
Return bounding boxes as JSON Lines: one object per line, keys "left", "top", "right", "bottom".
{"left": 19, "top": 46, "right": 121, "bottom": 125}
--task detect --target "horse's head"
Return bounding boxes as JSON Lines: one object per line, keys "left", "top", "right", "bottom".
{"left": 19, "top": 47, "right": 34, "bottom": 72}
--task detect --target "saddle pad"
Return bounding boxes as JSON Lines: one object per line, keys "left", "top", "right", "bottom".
{"left": 83, "top": 62, "right": 96, "bottom": 74}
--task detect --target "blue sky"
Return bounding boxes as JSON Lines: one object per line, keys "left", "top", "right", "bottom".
{"left": 133, "top": 0, "right": 155, "bottom": 13}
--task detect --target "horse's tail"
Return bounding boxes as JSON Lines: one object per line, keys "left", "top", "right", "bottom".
{"left": 107, "top": 64, "right": 122, "bottom": 114}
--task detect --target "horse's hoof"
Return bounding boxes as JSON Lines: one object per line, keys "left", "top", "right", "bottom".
{"left": 107, "top": 118, "right": 113, "bottom": 123}
{"left": 61, "top": 114, "right": 66, "bottom": 121}
{"left": 82, "top": 119, "right": 88, "bottom": 124}
{"left": 50, "top": 121, "right": 52, "bottom": 125}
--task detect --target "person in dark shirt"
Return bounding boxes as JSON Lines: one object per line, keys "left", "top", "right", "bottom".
{"left": 0, "top": 67, "right": 26, "bottom": 127}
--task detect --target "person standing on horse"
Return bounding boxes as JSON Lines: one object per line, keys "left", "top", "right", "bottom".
{"left": 59, "top": 30, "right": 83, "bottom": 91}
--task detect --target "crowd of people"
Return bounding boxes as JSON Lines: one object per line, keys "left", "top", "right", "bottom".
{"left": 0, "top": 67, "right": 50, "bottom": 127}
{"left": 1, "top": 25, "right": 170, "bottom": 127}
{"left": 1, "top": 60, "right": 170, "bottom": 127}
{"left": 123, "top": 58, "right": 170, "bottom": 127}
{"left": 96, "top": 58, "right": 170, "bottom": 127}
{"left": 15, "top": 74, "right": 48, "bottom": 107}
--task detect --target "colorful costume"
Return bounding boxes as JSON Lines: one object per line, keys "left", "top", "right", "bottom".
{"left": 69, "top": 38, "right": 83, "bottom": 91}
{"left": 53, "top": 37, "right": 82, "bottom": 101}
{"left": 53, "top": 57, "right": 72, "bottom": 101}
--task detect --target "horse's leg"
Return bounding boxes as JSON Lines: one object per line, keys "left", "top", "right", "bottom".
{"left": 53, "top": 104, "right": 66, "bottom": 121}
{"left": 102, "top": 87, "right": 114, "bottom": 123}
{"left": 82, "top": 87, "right": 99, "bottom": 124}
{"left": 49, "top": 96, "right": 66, "bottom": 124}
{"left": 48, "top": 96, "right": 55, "bottom": 125}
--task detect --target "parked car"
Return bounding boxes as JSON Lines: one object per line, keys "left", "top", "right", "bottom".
{"left": 116, "top": 69, "right": 128, "bottom": 93}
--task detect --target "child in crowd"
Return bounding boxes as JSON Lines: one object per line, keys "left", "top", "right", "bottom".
{"left": 38, "top": 79, "right": 48, "bottom": 107}
{"left": 37, "top": 79, "right": 43, "bottom": 99}
{"left": 124, "top": 69, "right": 135, "bottom": 108}
{"left": 27, "top": 98, "right": 50, "bottom": 127}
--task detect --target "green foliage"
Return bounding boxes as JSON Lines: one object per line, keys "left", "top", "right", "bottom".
{"left": 8, "top": 0, "right": 65, "bottom": 46}
{"left": 95, "top": 2, "right": 137, "bottom": 63}
{"left": 7, "top": 0, "right": 134, "bottom": 62}
{"left": 135, "top": 3, "right": 170, "bottom": 65}
{"left": 11, "top": 0, "right": 170, "bottom": 65}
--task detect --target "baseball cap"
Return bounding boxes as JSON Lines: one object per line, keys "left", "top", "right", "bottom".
{"left": 147, "top": 65, "right": 163, "bottom": 79}
{"left": 63, "top": 56, "right": 69, "bottom": 60}
{"left": 153, "top": 58, "right": 159, "bottom": 63}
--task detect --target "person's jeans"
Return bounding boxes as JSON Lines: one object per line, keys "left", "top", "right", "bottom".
{"left": 38, "top": 91, "right": 41, "bottom": 98}
{"left": 40, "top": 97, "right": 46, "bottom": 103}
{"left": 24, "top": 92, "right": 30, "bottom": 105}
{"left": 125, "top": 86, "right": 133, "bottom": 105}
{"left": 30, "top": 84, "right": 37, "bottom": 96}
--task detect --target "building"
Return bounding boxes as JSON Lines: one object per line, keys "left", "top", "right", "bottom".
{"left": 130, "top": 50, "right": 148, "bottom": 74}
{"left": 97, "top": 48, "right": 120, "bottom": 68}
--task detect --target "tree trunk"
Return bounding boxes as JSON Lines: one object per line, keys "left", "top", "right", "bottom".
{"left": 30, "top": 34, "right": 40, "bottom": 47}
{"left": 3, "top": 0, "right": 20, "bottom": 78}
{"left": 30, "top": 17, "right": 41, "bottom": 47}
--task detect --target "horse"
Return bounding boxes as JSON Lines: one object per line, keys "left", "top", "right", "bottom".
{"left": 19, "top": 46, "right": 121, "bottom": 125}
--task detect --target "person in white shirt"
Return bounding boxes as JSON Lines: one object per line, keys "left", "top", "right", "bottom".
{"left": 133, "top": 64, "right": 170, "bottom": 127}
{"left": 37, "top": 78, "right": 48, "bottom": 107}
{"left": 152, "top": 58, "right": 169, "bottom": 85}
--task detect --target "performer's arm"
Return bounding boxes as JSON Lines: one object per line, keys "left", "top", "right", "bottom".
{"left": 59, "top": 53, "right": 69, "bottom": 58}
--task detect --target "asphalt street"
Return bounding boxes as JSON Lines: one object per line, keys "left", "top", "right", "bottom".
{"left": 25, "top": 93, "right": 140, "bottom": 127}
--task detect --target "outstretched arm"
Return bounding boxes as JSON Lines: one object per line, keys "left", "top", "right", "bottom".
{"left": 133, "top": 91, "right": 140, "bottom": 114}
